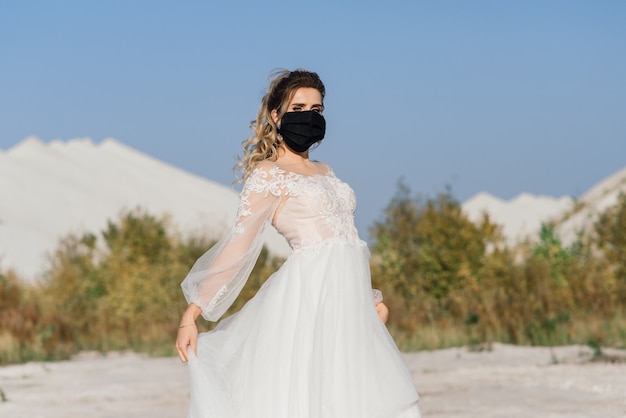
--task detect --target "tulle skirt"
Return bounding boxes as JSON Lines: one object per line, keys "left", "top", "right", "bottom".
{"left": 186, "top": 240, "right": 421, "bottom": 418}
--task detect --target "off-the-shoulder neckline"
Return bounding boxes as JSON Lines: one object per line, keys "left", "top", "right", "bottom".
{"left": 256, "top": 162, "right": 335, "bottom": 179}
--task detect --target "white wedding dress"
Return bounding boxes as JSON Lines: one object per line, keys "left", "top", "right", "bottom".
{"left": 181, "top": 162, "right": 421, "bottom": 418}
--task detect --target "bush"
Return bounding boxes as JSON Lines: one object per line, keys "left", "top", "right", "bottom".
{"left": 0, "top": 208, "right": 284, "bottom": 364}
{"left": 370, "top": 182, "right": 501, "bottom": 331}
{"left": 596, "top": 193, "right": 626, "bottom": 281}
{"left": 3, "top": 188, "right": 626, "bottom": 362}
{"left": 370, "top": 182, "right": 626, "bottom": 350}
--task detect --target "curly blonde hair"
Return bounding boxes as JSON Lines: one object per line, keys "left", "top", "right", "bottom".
{"left": 235, "top": 68, "right": 326, "bottom": 182}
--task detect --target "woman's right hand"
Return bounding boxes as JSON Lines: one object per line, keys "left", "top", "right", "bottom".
{"left": 176, "top": 304, "right": 202, "bottom": 362}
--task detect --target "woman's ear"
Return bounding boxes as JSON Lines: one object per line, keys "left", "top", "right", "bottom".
{"left": 271, "top": 109, "right": 280, "bottom": 124}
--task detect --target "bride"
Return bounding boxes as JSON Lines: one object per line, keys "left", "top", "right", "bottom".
{"left": 176, "top": 69, "right": 421, "bottom": 417}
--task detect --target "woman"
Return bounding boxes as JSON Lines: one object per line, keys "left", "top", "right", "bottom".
{"left": 176, "top": 69, "right": 421, "bottom": 417}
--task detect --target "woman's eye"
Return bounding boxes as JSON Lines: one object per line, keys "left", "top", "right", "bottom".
{"left": 291, "top": 106, "right": 302, "bottom": 111}
{"left": 312, "top": 108, "right": 322, "bottom": 114}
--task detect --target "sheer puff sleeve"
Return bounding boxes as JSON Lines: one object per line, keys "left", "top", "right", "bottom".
{"left": 181, "top": 163, "right": 283, "bottom": 321}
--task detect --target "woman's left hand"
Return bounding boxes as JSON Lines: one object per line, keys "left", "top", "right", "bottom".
{"left": 376, "top": 302, "right": 389, "bottom": 324}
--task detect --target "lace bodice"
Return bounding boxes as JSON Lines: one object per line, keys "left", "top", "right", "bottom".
{"left": 236, "top": 164, "right": 360, "bottom": 251}
{"left": 181, "top": 162, "right": 364, "bottom": 321}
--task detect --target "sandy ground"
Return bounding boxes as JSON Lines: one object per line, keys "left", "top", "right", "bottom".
{"left": 0, "top": 343, "right": 625, "bottom": 418}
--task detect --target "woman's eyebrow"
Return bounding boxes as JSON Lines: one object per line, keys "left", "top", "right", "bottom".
{"left": 289, "top": 102, "right": 323, "bottom": 108}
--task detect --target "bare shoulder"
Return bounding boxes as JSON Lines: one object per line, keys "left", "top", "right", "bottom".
{"left": 312, "top": 161, "right": 333, "bottom": 174}
{"left": 254, "top": 160, "right": 276, "bottom": 172}
{"left": 243, "top": 160, "right": 276, "bottom": 184}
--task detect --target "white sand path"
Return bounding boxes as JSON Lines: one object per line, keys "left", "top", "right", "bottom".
{"left": 0, "top": 343, "right": 625, "bottom": 417}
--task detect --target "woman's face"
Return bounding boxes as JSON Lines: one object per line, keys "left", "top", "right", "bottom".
{"left": 272, "top": 87, "right": 323, "bottom": 123}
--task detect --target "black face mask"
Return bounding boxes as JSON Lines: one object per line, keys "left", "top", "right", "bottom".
{"left": 278, "top": 110, "right": 326, "bottom": 153}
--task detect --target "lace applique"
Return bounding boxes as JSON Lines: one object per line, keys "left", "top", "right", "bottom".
{"left": 295, "top": 175, "right": 357, "bottom": 240}
{"left": 233, "top": 223, "right": 245, "bottom": 236}
{"left": 232, "top": 166, "right": 297, "bottom": 236}
{"left": 235, "top": 166, "right": 358, "bottom": 239}
{"left": 233, "top": 164, "right": 359, "bottom": 243}
{"left": 206, "top": 284, "right": 228, "bottom": 312}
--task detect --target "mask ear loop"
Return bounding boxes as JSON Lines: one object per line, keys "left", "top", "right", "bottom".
{"left": 272, "top": 111, "right": 283, "bottom": 148}
{"left": 271, "top": 108, "right": 283, "bottom": 127}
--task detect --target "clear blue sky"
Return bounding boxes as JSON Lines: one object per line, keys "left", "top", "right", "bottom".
{"left": 2, "top": 0, "right": 625, "bottom": 237}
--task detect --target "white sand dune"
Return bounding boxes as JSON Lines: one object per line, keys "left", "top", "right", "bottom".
{"left": 1, "top": 344, "right": 624, "bottom": 417}
{"left": 556, "top": 166, "right": 626, "bottom": 246}
{"left": 462, "top": 164, "right": 626, "bottom": 247}
{"left": 0, "top": 137, "right": 290, "bottom": 281}
{"left": 462, "top": 192, "right": 574, "bottom": 246}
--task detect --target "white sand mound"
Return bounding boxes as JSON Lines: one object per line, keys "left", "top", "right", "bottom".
{"left": 0, "top": 137, "right": 290, "bottom": 281}
{"left": 556, "top": 166, "right": 626, "bottom": 246}
{"left": 462, "top": 191, "right": 574, "bottom": 246}
{"left": 462, "top": 166, "right": 626, "bottom": 247}
{"left": 0, "top": 344, "right": 624, "bottom": 417}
